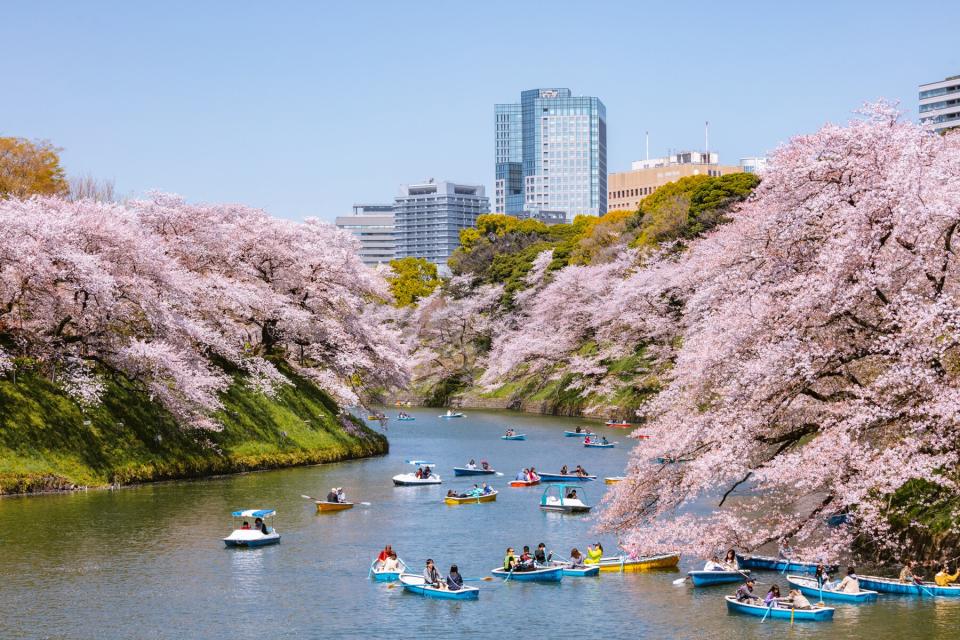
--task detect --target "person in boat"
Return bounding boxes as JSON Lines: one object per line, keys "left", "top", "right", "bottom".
{"left": 735, "top": 578, "right": 759, "bottom": 603}
{"left": 814, "top": 561, "right": 829, "bottom": 587}
{"left": 528, "top": 467, "right": 539, "bottom": 481}
{"left": 481, "top": 482, "right": 492, "bottom": 494}
{"left": 466, "top": 459, "right": 477, "bottom": 470}
{"left": 519, "top": 546, "right": 535, "bottom": 570}
{"left": 601, "top": 436, "right": 609, "bottom": 445}
{"left": 516, "top": 468, "right": 528, "bottom": 481}
{"left": 336, "top": 487, "right": 346, "bottom": 503}
{"left": 422, "top": 466, "right": 432, "bottom": 479}
{"left": 703, "top": 555, "right": 724, "bottom": 571}
{"left": 575, "top": 465, "right": 588, "bottom": 477}
{"left": 835, "top": 566, "right": 861, "bottom": 593}
{"left": 326, "top": 487, "right": 339, "bottom": 503}
{"left": 935, "top": 564, "right": 960, "bottom": 587}
{"left": 785, "top": 589, "right": 813, "bottom": 610}
{"left": 446, "top": 489, "right": 457, "bottom": 498}
{"left": 505, "top": 428, "right": 514, "bottom": 437}
{"left": 377, "top": 545, "right": 394, "bottom": 565}
{"left": 241, "top": 521, "right": 251, "bottom": 530}
{"left": 415, "top": 466, "right": 423, "bottom": 479}
{"left": 722, "top": 549, "right": 739, "bottom": 571}
{"left": 899, "top": 561, "right": 923, "bottom": 584}
{"left": 569, "top": 548, "right": 585, "bottom": 568}
{"left": 534, "top": 543, "right": 551, "bottom": 565}
{"left": 423, "top": 559, "right": 442, "bottom": 587}
{"left": 560, "top": 465, "right": 569, "bottom": 475}
{"left": 254, "top": 517, "right": 268, "bottom": 535}
{"left": 504, "top": 548, "right": 519, "bottom": 571}
{"left": 584, "top": 543, "right": 603, "bottom": 565}
{"left": 566, "top": 488, "right": 578, "bottom": 500}
{"left": 481, "top": 460, "right": 490, "bottom": 471}
{"left": 575, "top": 426, "right": 583, "bottom": 433}
{"left": 584, "top": 436, "right": 592, "bottom": 444}
{"left": 381, "top": 552, "right": 401, "bottom": 573}
{"left": 446, "top": 565, "right": 463, "bottom": 591}
{"left": 763, "top": 584, "right": 781, "bottom": 606}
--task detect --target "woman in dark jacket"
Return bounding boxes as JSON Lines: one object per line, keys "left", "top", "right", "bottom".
{"left": 447, "top": 565, "right": 463, "bottom": 591}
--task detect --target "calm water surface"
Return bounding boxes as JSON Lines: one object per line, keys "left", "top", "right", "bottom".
{"left": 2, "top": 409, "right": 956, "bottom": 639}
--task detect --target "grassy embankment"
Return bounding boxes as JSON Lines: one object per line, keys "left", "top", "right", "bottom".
{"left": 0, "top": 365, "right": 387, "bottom": 494}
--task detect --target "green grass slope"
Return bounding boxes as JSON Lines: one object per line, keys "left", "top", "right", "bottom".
{"left": 0, "top": 366, "right": 387, "bottom": 494}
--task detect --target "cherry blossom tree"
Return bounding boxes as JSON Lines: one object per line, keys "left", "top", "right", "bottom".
{"left": 599, "top": 103, "right": 960, "bottom": 561}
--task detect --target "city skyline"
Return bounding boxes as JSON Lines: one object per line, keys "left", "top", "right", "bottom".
{"left": 3, "top": 1, "right": 959, "bottom": 222}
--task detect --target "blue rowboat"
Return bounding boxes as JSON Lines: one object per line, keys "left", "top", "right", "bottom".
{"left": 688, "top": 570, "right": 749, "bottom": 586}
{"left": 858, "top": 574, "right": 960, "bottom": 597}
{"left": 501, "top": 434, "right": 527, "bottom": 441}
{"left": 491, "top": 566, "right": 564, "bottom": 582}
{"left": 724, "top": 596, "right": 835, "bottom": 621}
{"left": 537, "top": 472, "right": 596, "bottom": 482}
{"left": 453, "top": 467, "right": 497, "bottom": 476}
{"left": 564, "top": 431, "right": 596, "bottom": 438}
{"left": 786, "top": 575, "right": 878, "bottom": 603}
{"left": 369, "top": 557, "right": 407, "bottom": 582}
{"left": 396, "top": 416, "right": 416, "bottom": 422}
{"left": 584, "top": 442, "right": 615, "bottom": 448}
{"left": 737, "top": 554, "right": 837, "bottom": 574}
{"left": 398, "top": 573, "right": 479, "bottom": 599}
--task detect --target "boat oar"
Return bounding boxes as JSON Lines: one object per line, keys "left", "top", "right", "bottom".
{"left": 462, "top": 576, "right": 495, "bottom": 582}
{"left": 760, "top": 601, "right": 773, "bottom": 623}
{"left": 672, "top": 576, "right": 689, "bottom": 586}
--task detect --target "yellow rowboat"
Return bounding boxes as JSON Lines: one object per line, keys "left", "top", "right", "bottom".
{"left": 604, "top": 476, "right": 625, "bottom": 485}
{"left": 315, "top": 501, "right": 354, "bottom": 513}
{"left": 444, "top": 490, "right": 498, "bottom": 505}
{"left": 593, "top": 552, "right": 681, "bottom": 573}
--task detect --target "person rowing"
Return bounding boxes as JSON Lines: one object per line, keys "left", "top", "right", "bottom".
{"left": 560, "top": 465, "right": 569, "bottom": 475}
{"left": 505, "top": 428, "right": 515, "bottom": 437}
{"left": 504, "top": 547, "right": 519, "bottom": 571}
{"left": 481, "top": 482, "right": 492, "bottom": 494}
{"left": 377, "top": 544, "right": 394, "bottom": 566}
{"left": 784, "top": 589, "right": 813, "bottom": 610}
{"left": 534, "top": 542, "right": 551, "bottom": 566}
{"left": 575, "top": 426, "right": 583, "bottom": 433}
{"left": 814, "top": 561, "right": 829, "bottom": 587}
{"left": 381, "top": 552, "right": 401, "bottom": 573}
{"left": 899, "top": 560, "right": 923, "bottom": 584}
{"left": 763, "top": 584, "right": 781, "bottom": 606}
{"left": 326, "top": 487, "right": 339, "bottom": 503}
{"left": 735, "top": 578, "right": 760, "bottom": 604}
{"left": 601, "top": 436, "right": 609, "bottom": 445}
{"left": 423, "top": 559, "right": 442, "bottom": 588}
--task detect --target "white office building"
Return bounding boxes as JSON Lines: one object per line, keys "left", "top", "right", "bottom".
{"left": 334, "top": 204, "right": 396, "bottom": 266}
{"left": 920, "top": 74, "right": 960, "bottom": 134}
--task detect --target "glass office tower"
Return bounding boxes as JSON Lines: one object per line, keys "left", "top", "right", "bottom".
{"left": 494, "top": 88, "right": 606, "bottom": 220}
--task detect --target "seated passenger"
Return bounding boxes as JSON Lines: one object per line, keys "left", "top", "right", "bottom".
{"left": 535, "top": 543, "right": 551, "bottom": 565}
{"left": 569, "top": 548, "right": 585, "bottom": 568}
{"left": 763, "top": 584, "right": 781, "bottom": 606}
{"left": 381, "top": 553, "right": 401, "bottom": 573}
{"left": 516, "top": 468, "right": 528, "bottom": 481}
{"left": 481, "top": 460, "right": 490, "bottom": 471}
{"left": 466, "top": 459, "right": 477, "bottom": 470}
{"left": 836, "top": 566, "right": 861, "bottom": 593}
{"left": 935, "top": 565, "right": 960, "bottom": 587}
{"left": 703, "top": 555, "right": 724, "bottom": 571}
{"left": 446, "top": 565, "right": 463, "bottom": 591}
{"left": 254, "top": 517, "right": 268, "bottom": 535}
{"left": 735, "top": 579, "right": 759, "bottom": 603}
{"left": 241, "top": 521, "right": 251, "bottom": 530}
{"left": 786, "top": 589, "right": 813, "bottom": 609}
{"left": 566, "top": 489, "right": 578, "bottom": 500}
{"left": 326, "top": 487, "right": 339, "bottom": 503}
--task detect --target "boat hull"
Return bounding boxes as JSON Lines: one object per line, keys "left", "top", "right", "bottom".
{"left": 399, "top": 574, "right": 479, "bottom": 599}
{"left": 858, "top": 575, "right": 960, "bottom": 597}
{"left": 537, "top": 473, "right": 596, "bottom": 482}
{"left": 371, "top": 570, "right": 402, "bottom": 582}
{"left": 395, "top": 417, "right": 416, "bottom": 422}
{"left": 438, "top": 413, "right": 464, "bottom": 419}
{"left": 564, "top": 431, "right": 596, "bottom": 437}
{"left": 689, "top": 570, "right": 748, "bottom": 586}
{"left": 555, "top": 564, "right": 599, "bottom": 577}
{"left": 737, "top": 554, "right": 837, "bottom": 574}
{"left": 453, "top": 467, "right": 497, "bottom": 476}
{"left": 315, "top": 501, "right": 353, "bottom": 513}
{"left": 223, "top": 532, "right": 281, "bottom": 548}
{"left": 584, "top": 442, "right": 615, "bottom": 448}
{"left": 501, "top": 435, "right": 526, "bottom": 440}
{"left": 786, "top": 575, "right": 879, "bottom": 602}
{"left": 445, "top": 491, "right": 497, "bottom": 505}
{"left": 725, "top": 596, "right": 834, "bottom": 621}
{"left": 491, "top": 566, "right": 563, "bottom": 582}
{"left": 509, "top": 479, "right": 540, "bottom": 487}
{"left": 593, "top": 553, "right": 680, "bottom": 573}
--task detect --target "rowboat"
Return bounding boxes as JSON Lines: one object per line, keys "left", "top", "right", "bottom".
{"left": 858, "top": 574, "right": 960, "bottom": 597}
{"left": 223, "top": 509, "right": 281, "bottom": 548}
{"left": 445, "top": 490, "right": 498, "bottom": 505}
{"left": 537, "top": 472, "right": 596, "bottom": 482}
{"left": 549, "top": 561, "right": 599, "bottom": 577}
{"left": 724, "top": 596, "right": 835, "bottom": 621}
{"left": 593, "top": 552, "right": 681, "bottom": 573}
{"left": 564, "top": 430, "right": 597, "bottom": 437}
{"left": 501, "top": 434, "right": 527, "bottom": 441}
{"left": 369, "top": 557, "right": 407, "bottom": 582}
{"left": 315, "top": 501, "right": 353, "bottom": 513}
{"left": 584, "top": 441, "right": 615, "bottom": 448}
{"left": 399, "top": 573, "right": 479, "bottom": 599}
{"left": 490, "top": 566, "right": 564, "bottom": 582}
{"left": 604, "top": 476, "right": 625, "bottom": 484}
{"left": 786, "top": 575, "right": 879, "bottom": 602}
{"left": 396, "top": 416, "right": 416, "bottom": 422}
{"left": 688, "top": 569, "right": 749, "bottom": 586}
{"left": 605, "top": 421, "right": 631, "bottom": 428}
{"left": 539, "top": 483, "right": 591, "bottom": 513}
{"left": 453, "top": 467, "right": 497, "bottom": 476}
{"left": 737, "top": 554, "right": 837, "bottom": 574}
{"left": 439, "top": 411, "right": 465, "bottom": 418}
{"left": 509, "top": 478, "right": 540, "bottom": 487}
{"left": 392, "top": 473, "right": 442, "bottom": 486}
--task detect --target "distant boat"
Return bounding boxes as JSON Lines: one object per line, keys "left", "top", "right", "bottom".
{"left": 453, "top": 466, "right": 497, "bottom": 476}
{"left": 223, "top": 509, "right": 281, "bottom": 548}
{"left": 564, "top": 430, "right": 597, "bottom": 438}
{"left": 444, "top": 490, "right": 498, "bottom": 505}
{"left": 737, "top": 554, "right": 837, "bottom": 574}
{"left": 392, "top": 473, "right": 442, "bottom": 486}
{"left": 857, "top": 574, "right": 960, "bottom": 597}
{"left": 604, "top": 476, "right": 625, "bottom": 485}
{"left": 509, "top": 478, "right": 540, "bottom": 487}
{"left": 490, "top": 565, "right": 563, "bottom": 582}
{"left": 537, "top": 472, "right": 596, "bottom": 482}
{"left": 369, "top": 557, "right": 407, "bottom": 582}
{"left": 399, "top": 573, "right": 479, "bottom": 599}
{"left": 539, "top": 483, "right": 591, "bottom": 513}
{"left": 605, "top": 420, "right": 631, "bottom": 428}
{"left": 786, "top": 575, "right": 879, "bottom": 603}
{"left": 501, "top": 434, "right": 527, "bottom": 441}
{"left": 439, "top": 410, "right": 465, "bottom": 418}
{"left": 594, "top": 552, "right": 680, "bottom": 573}
{"left": 584, "top": 441, "right": 615, "bottom": 448}
{"left": 314, "top": 501, "right": 353, "bottom": 513}
{"left": 688, "top": 569, "right": 749, "bottom": 587}
{"left": 724, "top": 595, "right": 835, "bottom": 621}
{"left": 396, "top": 416, "right": 416, "bottom": 422}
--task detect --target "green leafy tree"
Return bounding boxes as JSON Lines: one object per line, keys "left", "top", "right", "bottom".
{"left": 386, "top": 257, "right": 441, "bottom": 307}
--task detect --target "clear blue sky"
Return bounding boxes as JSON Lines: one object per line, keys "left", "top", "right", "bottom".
{"left": 3, "top": 1, "right": 958, "bottom": 221}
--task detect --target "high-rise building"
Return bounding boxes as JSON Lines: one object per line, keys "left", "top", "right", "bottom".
{"left": 394, "top": 180, "right": 489, "bottom": 271}
{"left": 495, "top": 88, "right": 607, "bottom": 221}
{"left": 920, "top": 74, "right": 960, "bottom": 134}
{"left": 607, "top": 151, "right": 741, "bottom": 212}
{"left": 334, "top": 204, "right": 396, "bottom": 266}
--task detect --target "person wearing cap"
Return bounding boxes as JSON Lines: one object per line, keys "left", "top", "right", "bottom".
{"left": 735, "top": 578, "right": 759, "bottom": 603}
{"left": 446, "top": 564, "right": 463, "bottom": 591}
{"left": 423, "top": 559, "right": 442, "bottom": 587}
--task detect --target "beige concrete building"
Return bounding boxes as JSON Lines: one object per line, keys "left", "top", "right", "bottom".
{"left": 607, "top": 151, "right": 742, "bottom": 212}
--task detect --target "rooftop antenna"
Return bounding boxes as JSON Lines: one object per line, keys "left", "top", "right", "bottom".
{"left": 645, "top": 131, "right": 649, "bottom": 161}
{"left": 705, "top": 121, "right": 710, "bottom": 162}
